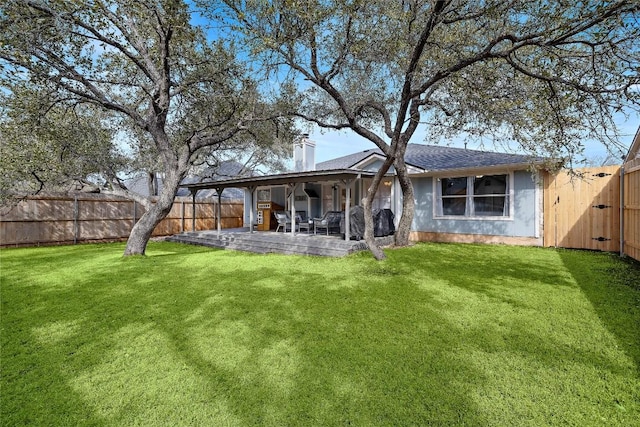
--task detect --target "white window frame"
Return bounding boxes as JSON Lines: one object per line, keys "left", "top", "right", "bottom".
{"left": 433, "top": 173, "right": 514, "bottom": 220}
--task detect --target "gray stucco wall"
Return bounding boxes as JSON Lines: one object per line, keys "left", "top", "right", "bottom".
{"left": 411, "top": 170, "right": 540, "bottom": 237}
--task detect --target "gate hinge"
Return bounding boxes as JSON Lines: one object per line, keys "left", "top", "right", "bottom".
{"left": 592, "top": 237, "right": 611, "bottom": 242}
{"left": 592, "top": 204, "right": 612, "bottom": 209}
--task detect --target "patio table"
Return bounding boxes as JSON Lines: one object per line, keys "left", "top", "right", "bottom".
{"left": 298, "top": 220, "right": 311, "bottom": 233}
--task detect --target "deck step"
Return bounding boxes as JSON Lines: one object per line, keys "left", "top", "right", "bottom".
{"left": 166, "top": 231, "right": 386, "bottom": 257}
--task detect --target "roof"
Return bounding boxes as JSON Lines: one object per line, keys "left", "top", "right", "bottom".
{"left": 126, "top": 161, "right": 248, "bottom": 199}
{"left": 624, "top": 126, "right": 640, "bottom": 170}
{"left": 317, "top": 144, "right": 539, "bottom": 172}
{"left": 183, "top": 144, "right": 540, "bottom": 192}
{"left": 182, "top": 169, "right": 378, "bottom": 192}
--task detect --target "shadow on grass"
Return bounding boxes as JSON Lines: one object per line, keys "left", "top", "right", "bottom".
{"left": 1, "top": 243, "right": 486, "bottom": 425}
{"left": 386, "top": 243, "right": 640, "bottom": 423}
{"left": 558, "top": 249, "right": 640, "bottom": 371}
{"left": 3, "top": 242, "right": 639, "bottom": 425}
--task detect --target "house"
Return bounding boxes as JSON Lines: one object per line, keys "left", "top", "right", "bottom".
{"left": 125, "top": 161, "right": 247, "bottom": 200}
{"left": 183, "top": 136, "right": 546, "bottom": 245}
{"left": 315, "top": 142, "right": 545, "bottom": 245}
{"left": 624, "top": 126, "right": 640, "bottom": 170}
{"left": 622, "top": 126, "right": 640, "bottom": 261}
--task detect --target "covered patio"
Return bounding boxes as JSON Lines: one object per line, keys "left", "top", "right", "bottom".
{"left": 180, "top": 169, "right": 380, "bottom": 241}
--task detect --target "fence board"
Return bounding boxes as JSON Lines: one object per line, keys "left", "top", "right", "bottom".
{"left": 544, "top": 166, "right": 620, "bottom": 252}
{"left": 0, "top": 194, "right": 243, "bottom": 247}
{"left": 623, "top": 167, "right": 640, "bottom": 261}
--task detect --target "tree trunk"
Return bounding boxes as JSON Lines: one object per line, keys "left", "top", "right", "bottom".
{"left": 363, "top": 156, "right": 394, "bottom": 260}
{"left": 363, "top": 191, "right": 386, "bottom": 260}
{"left": 123, "top": 170, "right": 184, "bottom": 256}
{"left": 123, "top": 208, "right": 166, "bottom": 256}
{"left": 393, "top": 158, "right": 415, "bottom": 247}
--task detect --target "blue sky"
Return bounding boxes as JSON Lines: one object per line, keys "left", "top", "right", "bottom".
{"left": 308, "top": 111, "right": 639, "bottom": 165}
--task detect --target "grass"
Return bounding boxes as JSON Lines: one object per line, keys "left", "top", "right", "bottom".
{"left": 1, "top": 242, "right": 639, "bottom": 426}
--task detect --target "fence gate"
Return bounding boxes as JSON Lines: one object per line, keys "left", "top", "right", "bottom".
{"left": 544, "top": 166, "right": 620, "bottom": 251}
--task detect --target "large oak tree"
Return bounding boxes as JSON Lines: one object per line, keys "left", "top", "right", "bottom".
{"left": 1, "top": 0, "right": 295, "bottom": 255}
{"left": 214, "top": 0, "right": 640, "bottom": 259}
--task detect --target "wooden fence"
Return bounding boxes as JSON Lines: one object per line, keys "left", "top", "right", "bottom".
{"left": 0, "top": 194, "right": 243, "bottom": 247}
{"left": 543, "top": 164, "right": 639, "bottom": 262}
{"left": 623, "top": 161, "right": 640, "bottom": 261}
{"left": 543, "top": 165, "right": 621, "bottom": 252}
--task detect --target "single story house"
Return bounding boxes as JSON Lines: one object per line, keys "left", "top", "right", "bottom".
{"left": 183, "top": 137, "right": 547, "bottom": 245}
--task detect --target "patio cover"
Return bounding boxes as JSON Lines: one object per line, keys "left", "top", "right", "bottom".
{"left": 180, "top": 169, "right": 380, "bottom": 240}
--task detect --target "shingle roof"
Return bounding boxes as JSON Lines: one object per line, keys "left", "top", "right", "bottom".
{"left": 176, "top": 161, "right": 249, "bottom": 198}
{"left": 126, "top": 161, "right": 248, "bottom": 199}
{"left": 316, "top": 144, "right": 538, "bottom": 172}
{"left": 316, "top": 149, "right": 378, "bottom": 170}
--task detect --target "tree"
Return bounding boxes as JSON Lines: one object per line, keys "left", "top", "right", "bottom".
{"left": 214, "top": 0, "right": 640, "bottom": 260}
{"left": 1, "top": 0, "right": 295, "bottom": 255}
{"left": 0, "top": 88, "right": 120, "bottom": 205}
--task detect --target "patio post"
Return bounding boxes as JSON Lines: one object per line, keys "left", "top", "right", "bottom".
{"left": 247, "top": 186, "right": 256, "bottom": 233}
{"left": 288, "top": 183, "right": 297, "bottom": 235}
{"left": 191, "top": 189, "right": 197, "bottom": 232}
{"left": 216, "top": 187, "right": 223, "bottom": 236}
{"left": 342, "top": 179, "right": 352, "bottom": 241}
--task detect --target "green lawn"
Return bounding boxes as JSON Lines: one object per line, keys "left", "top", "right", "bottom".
{"left": 1, "top": 242, "right": 639, "bottom": 426}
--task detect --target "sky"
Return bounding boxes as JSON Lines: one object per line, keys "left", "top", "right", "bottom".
{"left": 307, "top": 111, "right": 639, "bottom": 165}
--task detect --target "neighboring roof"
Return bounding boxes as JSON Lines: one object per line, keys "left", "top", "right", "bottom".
{"left": 624, "top": 126, "right": 640, "bottom": 170}
{"left": 123, "top": 173, "right": 157, "bottom": 197}
{"left": 177, "top": 161, "right": 250, "bottom": 198}
{"left": 125, "top": 161, "right": 249, "bottom": 199}
{"left": 317, "top": 144, "right": 539, "bottom": 172}
{"left": 175, "top": 180, "right": 244, "bottom": 199}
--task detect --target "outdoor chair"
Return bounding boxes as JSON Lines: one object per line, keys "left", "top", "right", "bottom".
{"left": 276, "top": 211, "right": 310, "bottom": 233}
{"left": 274, "top": 211, "right": 291, "bottom": 232}
{"left": 295, "top": 211, "right": 311, "bottom": 233}
{"left": 313, "top": 211, "right": 342, "bottom": 235}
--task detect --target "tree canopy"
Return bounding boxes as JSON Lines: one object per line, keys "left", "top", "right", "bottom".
{"left": 0, "top": 87, "right": 119, "bottom": 204}
{"left": 1, "top": 0, "right": 296, "bottom": 255}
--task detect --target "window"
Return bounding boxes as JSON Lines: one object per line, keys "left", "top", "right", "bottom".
{"left": 362, "top": 178, "right": 393, "bottom": 211}
{"left": 440, "top": 177, "right": 467, "bottom": 215}
{"left": 436, "top": 174, "right": 510, "bottom": 218}
{"left": 373, "top": 178, "right": 392, "bottom": 210}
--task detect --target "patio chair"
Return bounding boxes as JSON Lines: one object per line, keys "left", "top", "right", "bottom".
{"left": 274, "top": 211, "right": 291, "bottom": 232}
{"left": 313, "top": 211, "right": 342, "bottom": 235}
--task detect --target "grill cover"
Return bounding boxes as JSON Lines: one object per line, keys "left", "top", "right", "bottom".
{"left": 373, "top": 208, "right": 395, "bottom": 237}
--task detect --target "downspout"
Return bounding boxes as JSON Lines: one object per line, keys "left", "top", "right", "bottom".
{"left": 620, "top": 165, "right": 625, "bottom": 257}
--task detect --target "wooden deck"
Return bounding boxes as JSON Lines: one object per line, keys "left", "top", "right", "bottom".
{"left": 167, "top": 228, "right": 394, "bottom": 257}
